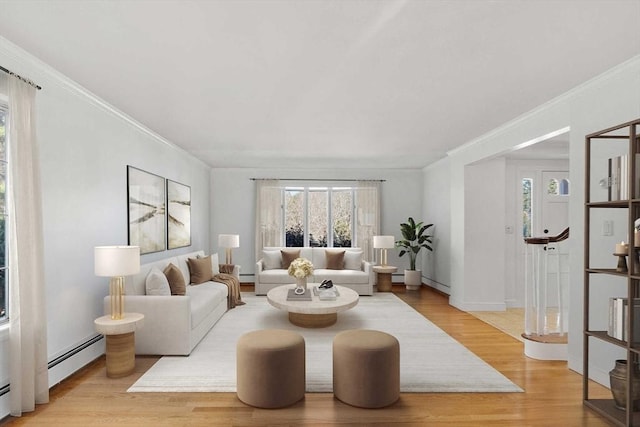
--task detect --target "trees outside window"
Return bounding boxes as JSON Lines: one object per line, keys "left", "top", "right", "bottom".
{"left": 284, "top": 186, "right": 353, "bottom": 248}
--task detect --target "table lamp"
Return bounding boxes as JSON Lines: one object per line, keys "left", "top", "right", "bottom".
{"left": 218, "top": 234, "right": 240, "bottom": 264}
{"left": 95, "top": 246, "right": 140, "bottom": 320}
{"left": 373, "top": 235, "right": 395, "bottom": 266}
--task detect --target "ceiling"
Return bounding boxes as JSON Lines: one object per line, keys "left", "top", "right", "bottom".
{"left": 0, "top": 0, "right": 638, "bottom": 169}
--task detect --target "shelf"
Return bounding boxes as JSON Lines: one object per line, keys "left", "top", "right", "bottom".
{"left": 586, "top": 268, "right": 629, "bottom": 277}
{"left": 584, "top": 399, "right": 640, "bottom": 426}
{"left": 587, "top": 201, "right": 631, "bottom": 208}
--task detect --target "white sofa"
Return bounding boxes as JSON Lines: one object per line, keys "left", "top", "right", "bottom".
{"left": 255, "top": 247, "right": 374, "bottom": 296}
{"left": 103, "top": 250, "right": 239, "bottom": 356}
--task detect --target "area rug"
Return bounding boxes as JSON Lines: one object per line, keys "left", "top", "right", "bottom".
{"left": 128, "top": 293, "right": 522, "bottom": 393}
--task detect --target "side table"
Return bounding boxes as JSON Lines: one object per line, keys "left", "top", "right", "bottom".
{"left": 94, "top": 312, "right": 144, "bottom": 378}
{"left": 373, "top": 266, "right": 398, "bottom": 292}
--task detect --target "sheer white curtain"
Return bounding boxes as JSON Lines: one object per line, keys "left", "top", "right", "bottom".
{"left": 254, "top": 179, "right": 283, "bottom": 258}
{"left": 8, "top": 75, "right": 49, "bottom": 416}
{"left": 355, "top": 181, "right": 381, "bottom": 262}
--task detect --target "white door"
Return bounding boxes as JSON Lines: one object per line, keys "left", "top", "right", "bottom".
{"left": 540, "top": 171, "right": 569, "bottom": 237}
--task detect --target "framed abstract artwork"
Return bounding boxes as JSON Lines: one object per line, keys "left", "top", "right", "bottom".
{"left": 167, "top": 179, "right": 191, "bottom": 249}
{"left": 127, "top": 166, "right": 166, "bottom": 254}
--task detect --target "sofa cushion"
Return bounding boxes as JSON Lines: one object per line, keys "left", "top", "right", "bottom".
{"left": 163, "top": 263, "right": 186, "bottom": 295}
{"left": 211, "top": 253, "right": 220, "bottom": 275}
{"left": 263, "top": 250, "right": 282, "bottom": 270}
{"left": 344, "top": 250, "right": 363, "bottom": 270}
{"left": 258, "top": 269, "right": 295, "bottom": 284}
{"left": 187, "top": 281, "right": 228, "bottom": 329}
{"left": 145, "top": 267, "right": 171, "bottom": 295}
{"left": 187, "top": 256, "right": 213, "bottom": 284}
{"left": 314, "top": 269, "right": 371, "bottom": 284}
{"left": 326, "top": 250, "right": 346, "bottom": 270}
{"left": 281, "top": 249, "right": 301, "bottom": 269}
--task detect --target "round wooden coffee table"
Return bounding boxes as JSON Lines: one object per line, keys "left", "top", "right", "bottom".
{"left": 266, "top": 284, "right": 359, "bottom": 328}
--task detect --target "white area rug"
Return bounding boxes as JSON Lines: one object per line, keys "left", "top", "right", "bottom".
{"left": 129, "top": 293, "right": 522, "bottom": 393}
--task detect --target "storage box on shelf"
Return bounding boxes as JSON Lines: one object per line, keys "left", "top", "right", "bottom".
{"left": 584, "top": 118, "right": 640, "bottom": 426}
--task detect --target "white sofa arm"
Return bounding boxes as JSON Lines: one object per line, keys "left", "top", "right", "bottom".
{"left": 103, "top": 295, "right": 192, "bottom": 355}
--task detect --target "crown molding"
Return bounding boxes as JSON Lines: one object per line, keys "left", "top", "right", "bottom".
{"left": 0, "top": 35, "right": 210, "bottom": 169}
{"left": 446, "top": 55, "right": 640, "bottom": 158}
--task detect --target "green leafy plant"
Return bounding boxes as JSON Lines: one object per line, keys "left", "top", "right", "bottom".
{"left": 396, "top": 217, "right": 433, "bottom": 270}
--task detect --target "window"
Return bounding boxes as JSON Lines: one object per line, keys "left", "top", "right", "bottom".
{"left": 0, "top": 105, "right": 7, "bottom": 321}
{"left": 284, "top": 186, "right": 354, "bottom": 248}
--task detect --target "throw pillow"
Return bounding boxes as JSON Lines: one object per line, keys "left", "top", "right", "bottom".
{"left": 145, "top": 267, "right": 171, "bottom": 296}
{"left": 281, "top": 249, "right": 301, "bottom": 269}
{"left": 163, "top": 263, "right": 186, "bottom": 295}
{"left": 187, "top": 256, "right": 213, "bottom": 284}
{"left": 211, "top": 253, "right": 220, "bottom": 275}
{"left": 262, "top": 250, "right": 282, "bottom": 270}
{"left": 344, "top": 250, "right": 363, "bottom": 270}
{"left": 198, "top": 253, "right": 221, "bottom": 275}
{"left": 325, "top": 250, "right": 346, "bottom": 270}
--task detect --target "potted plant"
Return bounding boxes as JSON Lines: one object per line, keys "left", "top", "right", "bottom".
{"left": 396, "top": 217, "right": 433, "bottom": 290}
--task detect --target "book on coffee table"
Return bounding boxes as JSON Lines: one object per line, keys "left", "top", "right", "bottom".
{"left": 286, "top": 288, "right": 312, "bottom": 301}
{"left": 313, "top": 286, "right": 340, "bottom": 301}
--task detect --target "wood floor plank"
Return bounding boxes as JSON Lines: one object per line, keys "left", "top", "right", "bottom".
{"left": 2, "top": 285, "right": 611, "bottom": 426}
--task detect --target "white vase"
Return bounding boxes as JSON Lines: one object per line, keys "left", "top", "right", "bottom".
{"left": 404, "top": 270, "right": 422, "bottom": 290}
{"left": 295, "top": 277, "right": 308, "bottom": 291}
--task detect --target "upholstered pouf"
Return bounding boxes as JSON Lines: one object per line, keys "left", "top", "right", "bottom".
{"left": 236, "top": 329, "right": 305, "bottom": 408}
{"left": 333, "top": 329, "right": 400, "bottom": 408}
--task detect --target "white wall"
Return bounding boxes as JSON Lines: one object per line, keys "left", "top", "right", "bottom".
{"left": 210, "top": 167, "right": 423, "bottom": 281}
{"left": 422, "top": 158, "right": 451, "bottom": 293}
{"left": 0, "top": 37, "right": 211, "bottom": 418}
{"left": 445, "top": 55, "right": 640, "bottom": 384}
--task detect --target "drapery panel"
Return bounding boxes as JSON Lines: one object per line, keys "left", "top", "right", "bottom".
{"left": 254, "top": 179, "right": 283, "bottom": 259}
{"left": 355, "top": 181, "right": 380, "bottom": 262}
{"left": 8, "top": 75, "right": 49, "bottom": 416}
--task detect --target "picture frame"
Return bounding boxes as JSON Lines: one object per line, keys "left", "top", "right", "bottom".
{"left": 167, "top": 179, "right": 191, "bottom": 250}
{"left": 127, "top": 166, "right": 166, "bottom": 254}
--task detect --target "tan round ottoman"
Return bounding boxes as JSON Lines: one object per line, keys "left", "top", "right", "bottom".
{"left": 236, "top": 329, "right": 305, "bottom": 408}
{"left": 333, "top": 329, "right": 400, "bottom": 408}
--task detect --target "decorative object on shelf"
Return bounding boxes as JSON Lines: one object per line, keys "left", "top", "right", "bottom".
{"left": 288, "top": 257, "right": 313, "bottom": 294}
{"left": 609, "top": 359, "right": 640, "bottom": 410}
{"left": 373, "top": 235, "right": 395, "bottom": 266}
{"left": 218, "top": 234, "right": 240, "bottom": 264}
{"left": 94, "top": 245, "right": 140, "bottom": 320}
{"left": 167, "top": 179, "right": 191, "bottom": 250}
{"left": 396, "top": 217, "right": 433, "bottom": 290}
{"left": 614, "top": 241, "right": 629, "bottom": 272}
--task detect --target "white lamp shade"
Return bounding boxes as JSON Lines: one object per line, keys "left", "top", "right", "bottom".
{"left": 373, "top": 235, "right": 395, "bottom": 249}
{"left": 94, "top": 246, "right": 140, "bottom": 277}
{"left": 218, "top": 234, "right": 240, "bottom": 248}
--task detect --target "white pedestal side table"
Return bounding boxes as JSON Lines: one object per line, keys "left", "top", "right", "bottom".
{"left": 373, "top": 266, "right": 397, "bottom": 292}
{"left": 94, "top": 312, "right": 144, "bottom": 378}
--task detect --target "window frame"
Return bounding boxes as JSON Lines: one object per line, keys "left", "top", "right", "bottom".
{"left": 283, "top": 185, "right": 355, "bottom": 248}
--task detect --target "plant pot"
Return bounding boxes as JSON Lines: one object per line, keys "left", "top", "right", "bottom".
{"left": 295, "top": 277, "right": 308, "bottom": 292}
{"left": 609, "top": 359, "right": 640, "bottom": 410}
{"left": 404, "top": 270, "right": 422, "bottom": 290}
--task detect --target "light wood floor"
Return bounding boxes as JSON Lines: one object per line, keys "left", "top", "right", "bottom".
{"left": 2, "top": 285, "right": 611, "bottom": 426}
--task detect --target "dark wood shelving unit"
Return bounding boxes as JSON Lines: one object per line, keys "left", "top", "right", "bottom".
{"left": 584, "top": 118, "right": 640, "bottom": 426}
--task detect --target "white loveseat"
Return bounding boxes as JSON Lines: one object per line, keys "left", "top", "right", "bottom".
{"left": 255, "top": 247, "right": 374, "bottom": 296}
{"left": 103, "top": 250, "right": 239, "bottom": 356}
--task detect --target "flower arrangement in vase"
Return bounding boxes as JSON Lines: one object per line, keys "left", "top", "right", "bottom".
{"left": 288, "top": 257, "right": 314, "bottom": 294}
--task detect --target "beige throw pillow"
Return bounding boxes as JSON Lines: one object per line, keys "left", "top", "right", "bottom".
{"left": 187, "top": 256, "right": 213, "bottom": 284}
{"left": 163, "top": 263, "right": 186, "bottom": 295}
{"left": 145, "top": 267, "right": 171, "bottom": 295}
{"left": 262, "top": 250, "right": 282, "bottom": 270}
{"left": 281, "top": 249, "right": 301, "bottom": 269}
{"left": 344, "top": 250, "right": 363, "bottom": 270}
{"left": 325, "top": 250, "right": 346, "bottom": 270}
